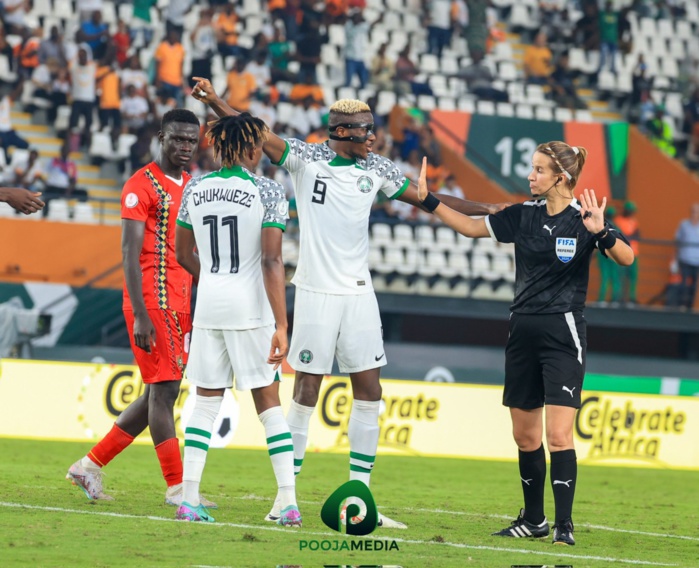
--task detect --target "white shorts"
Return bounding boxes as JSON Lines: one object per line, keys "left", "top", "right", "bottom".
{"left": 186, "top": 325, "right": 280, "bottom": 391}
{"left": 288, "top": 288, "right": 386, "bottom": 374}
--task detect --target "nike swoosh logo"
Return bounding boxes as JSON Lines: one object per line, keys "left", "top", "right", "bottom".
{"left": 375, "top": 353, "right": 385, "bottom": 361}
{"left": 316, "top": 173, "right": 331, "bottom": 179}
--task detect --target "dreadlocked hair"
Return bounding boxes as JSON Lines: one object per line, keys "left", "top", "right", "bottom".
{"left": 206, "top": 113, "right": 270, "bottom": 168}
{"left": 536, "top": 141, "right": 588, "bottom": 189}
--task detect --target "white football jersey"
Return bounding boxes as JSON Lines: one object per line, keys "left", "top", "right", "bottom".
{"left": 177, "top": 165, "right": 289, "bottom": 330}
{"left": 277, "top": 139, "right": 409, "bottom": 294}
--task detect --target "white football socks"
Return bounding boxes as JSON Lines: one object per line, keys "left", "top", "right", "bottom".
{"left": 259, "top": 406, "right": 296, "bottom": 510}
{"left": 286, "top": 400, "right": 314, "bottom": 476}
{"left": 182, "top": 395, "right": 222, "bottom": 507}
{"left": 348, "top": 399, "right": 380, "bottom": 487}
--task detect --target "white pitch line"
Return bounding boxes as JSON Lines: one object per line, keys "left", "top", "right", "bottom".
{"left": 231, "top": 496, "right": 699, "bottom": 543}
{"left": 0, "top": 502, "right": 679, "bottom": 566}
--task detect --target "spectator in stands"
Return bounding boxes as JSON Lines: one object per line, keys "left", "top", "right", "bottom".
{"left": 17, "top": 27, "right": 40, "bottom": 81}
{"left": 121, "top": 54, "right": 149, "bottom": 97}
{"left": 686, "top": 127, "right": 699, "bottom": 171}
{"left": 96, "top": 55, "right": 122, "bottom": 146}
{"left": 548, "top": 8, "right": 575, "bottom": 48}
{"left": 153, "top": 89, "right": 177, "bottom": 122}
{"left": 164, "top": 0, "right": 194, "bottom": 36}
{"left": 452, "top": 0, "right": 468, "bottom": 38}
{"left": 464, "top": 0, "right": 487, "bottom": 54}
{"left": 214, "top": 3, "right": 242, "bottom": 58}
{"left": 575, "top": 3, "right": 599, "bottom": 52}
{"left": 597, "top": 2, "right": 618, "bottom": 75}
{"left": 0, "top": 80, "right": 29, "bottom": 163}
{"left": 77, "top": 0, "right": 104, "bottom": 21}
{"left": 327, "top": 0, "right": 349, "bottom": 24}
{"left": 68, "top": 45, "right": 97, "bottom": 150}
{"left": 113, "top": 20, "right": 131, "bottom": 68}
{"left": 615, "top": 201, "right": 639, "bottom": 305}
{"left": 523, "top": 32, "right": 553, "bottom": 86}
{"left": 288, "top": 82, "right": 325, "bottom": 107}
{"left": 38, "top": 26, "right": 66, "bottom": 66}
{"left": 121, "top": 84, "right": 150, "bottom": 133}
{"left": 298, "top": 0, "right": 324, "bottom": 36}
{"left": 43, "top": 142, "right": 89, "bottom": 214}
{"left": 437, "top": 173, "right": 464, "bottom": 199}
{"left": 13, "top": 147, "right": 45, "bottom": 190}
{"left": 395, "top": 46, "right": 433, "bottom": 96}
{"left": 420, "top": 124, "right": 442, "bottom": 165}
{"left": 617, "top": 7, "right": 633, "bottom": 55}
{"left": 249, "top": 91, "right": 278, "bottom": 131}
{"left": 549, "top": 52, "right": 586, "bottom": 110}
{"left": 246, "top": 50, "right": 273, "bottom": 93}
{"left": 628, "top": 55, "right": 653, "bottom": 123}
{"left": 645, "top": 104, "right": 676, "bottom": 157}
{"left": 131, "top": 0, "right": 158, "bottom": 48}
{"left": 371, "top": 43, "right": 396, "bottom": 92}
{"left": 288, "top": 95, "right": 322, "bottom": 138}
{"left": 30, "top": 57, "right": 66, "bottom": 124}
{"left": 344, "top": 10, "right": 379, "bottom": 89}
{"left": 223, "top": 58, "right": 257, "bottom": 113}
{"left": 78, "top": 11, "right": 110, "bottom": 61}
{"left": 268, "top": 24, "right": 294, "bottom": 83}
{"left": 129, "top": 124, "right": 158, "bottom": 171}
{"left": 2, "top": 0, "right": 29, "bottom": 34}
{"left": 296, "top": 14, "right": 325, "bottom": 84}
{"left": 154, "top": 30, "right": 186, "bottom": 106}
{"left": 456, "top": 48, "right": 508, "bottom": 102}
{"left": 426, "top": 0, "right": 453, "bottom": 58}
{"left": 675, "top": 203, "right": 699, "bottom": 309}
{"left": 189, "top": 9, "right": 217, "bottom": 90}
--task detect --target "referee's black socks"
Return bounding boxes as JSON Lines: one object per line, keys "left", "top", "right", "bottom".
{"left": 518, "top": 444, "right": 546, "bottom": 525}
{"left": 550, "top": 449, "right": 577, "bottom": 524}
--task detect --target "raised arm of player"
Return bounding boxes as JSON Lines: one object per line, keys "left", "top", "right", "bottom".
{"left": 122, "top": 219, "right": 156, "bottom": 352}
{"left": 175, "top": 224, "right": 201, "bottom": 282}
{"left": 398, "top": 178, "right": 509, "bottom": 216}
{"left": 191, "top": 77, "right": 287, "bottom": 165}
{"left": 0, "top": 186, "right": 44, "bottom": 215}
{"left": 417, "top": 158, "right": 491, "bottom": 238}
{"left": 261, "top": 226, "right": 288, "bottom": 370}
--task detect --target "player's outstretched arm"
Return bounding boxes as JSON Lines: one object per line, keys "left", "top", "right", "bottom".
{"left": 416, "top": 158, "right": 491, "bottom": 238}
{"left": 175, "top": 225, "right": 201, "bottom": 282}
{"left": 0, "top": 186, "right": 44, "bottom": 215}
{"left": 122, "top": 219, "right": 155, "bottom": 352}
{"left": 261, "top": 227, "right": 288, "bottom": 369}
{"left": 397, "top": 179, "right": 510, "bottom": 216}
{"left": 191, "top": 77, "right": 287, "bottom": 165}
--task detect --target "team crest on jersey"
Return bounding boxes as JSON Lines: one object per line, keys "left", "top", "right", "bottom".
{"left": 357, "top": 176, "right": 373, "bottom": 193}
{"left": 125, "top": 192, "right": 139, "bottom": 208}
{"left": 299, "top": 350, "right": 313, "bottom": 364}
{"left": 555, "top": 237, "right": 577, "bottom": 263}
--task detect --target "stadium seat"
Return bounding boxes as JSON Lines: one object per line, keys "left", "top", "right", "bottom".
{"left": 617, "top": 73, "right": 633, "bottom": 94}
{"left": 441, "top": 56, "right": 459, "bottom": 75}
{"left": 575, "top": 109, "right": 593, "bottom": 122}
{"left": 282, "top": 238, "right": 299, "bottom": 265}
{"left": 376, "top": 91, "right": 397, "bottom": 116}
{"left": 676, "top": 20, "right": 691, "bottom": 41}
{"left": 415, "top": 225, "right": 435, "bottom": 248}
{"left": 368, "top": 245, "right": 383, "bottom": 269}
{"left": 337, "top": 86, "right": 358, "bottom": 100}
{"left": 0, "top": 202, "right": 16, "bottom": 217}
{"left": 555, "top": 107, "right": 574, "bottom": 122}
{"left": 9, "top": 149, "right": 30, "bottom": 173}
{"left": 455, "top": 232, "right": 474, "bottom": 252}
{"left": 328, "top": 25, "right": 346, "bottom": 47}
{"left": 371, "top": 223, "right": 393, "bottom": 247}
{"left": 420, "top": 54, "right": 440, "bottom": 74}
{"left": 438, "top": 97, "right": 456, "bottom": 111}
{"left": 597, "top": 71, "right": 615, "bottom": 91}
{"left": 435, "top": 226, "right": 456, "bottom": 250}
{"left": 535, "top": 105, "right": 553, "bottom": 121}
{"left": 419, "top": 250, "right": 448, "bottom": 277}
{"left": 445, "top": 250, "right": 470, "bottom": 278}
{"left": 397, "top": 248, "right": 418, "bottom": 275}
{"left": 477, "top": 100, "right": 496, "bottom": 115}
{"left": 498, "top": 62, "right": 518, "bottom": 82}
{"left": 73, "top": 203, "right": 97, "bottom": 224}
{"left": 515, "top": 104, "right": 534, "bottom": 119}
{"left": 457, "top": 98, "right": 476, "bottom": 113}
{"left": 496, "top": 102, "right": 515, "bottom": 117}
{"left": 418, "top": 94, "right": 437, "bottom": 111}
{"left": 47, "top": 199, "right": 71, "bottom": 222}
{"left": 639, "top": 18, "right": 657, "bottom": 38}
{"left": 393, "top": 224, "right": 414, "bottom": 247}
{"left": 379, "top": 246, "right": 403, "bottom": 273}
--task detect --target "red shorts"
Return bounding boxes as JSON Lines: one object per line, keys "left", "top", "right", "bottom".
{"left": 124, "top": 309, "right": 192, "bottom": 384}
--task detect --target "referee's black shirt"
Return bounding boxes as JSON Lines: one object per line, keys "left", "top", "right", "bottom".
{"left": 485, "top": 199, "right": 627, "bottom": 314}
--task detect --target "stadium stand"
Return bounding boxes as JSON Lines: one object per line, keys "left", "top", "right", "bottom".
{"left": 1, "top": 0, "right": 697, "bottom": 301}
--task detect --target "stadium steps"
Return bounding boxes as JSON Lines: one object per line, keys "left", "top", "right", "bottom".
{"left": 12, "top": 107, "right": 122, "bottom": 224}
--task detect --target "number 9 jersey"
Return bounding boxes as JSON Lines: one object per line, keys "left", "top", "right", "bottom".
{"left": 274, "top": 139, "right": 410, "bottom": 295}
{"left": 177, "top": 165, "right": 289, "bottom": 330}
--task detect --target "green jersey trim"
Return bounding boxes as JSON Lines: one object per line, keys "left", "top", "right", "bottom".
{"left": 389, "top": 178, "right": 411, "bottom": 200}
{"left": 328, "top": 154, "right": 356, "bottom": 167}
{"left": 272, "top": 140, "right": 290, "bottom": 166}
{"left": 202, "top": 165, "right": 256, "bottom": 183}
{"left": 262, "top": 222, "right": 286, "bottom": 231}
{"left": 176, "top": 219, "right": 193, "bottom": 230}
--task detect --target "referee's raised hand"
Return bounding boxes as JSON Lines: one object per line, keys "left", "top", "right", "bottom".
{"left": 417, "top": 157, "right": 429, "bottom": 202}
{"left": 579, "top": 188, "right": 606, "bottom": 234}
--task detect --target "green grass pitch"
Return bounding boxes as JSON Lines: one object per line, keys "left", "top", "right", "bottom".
{"left": 0, "top": 438, "right": 697, "bottom": 567}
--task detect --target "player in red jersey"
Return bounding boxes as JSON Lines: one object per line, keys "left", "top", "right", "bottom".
{"left": 67, "top": 109, "right": 213, "bottom": 507}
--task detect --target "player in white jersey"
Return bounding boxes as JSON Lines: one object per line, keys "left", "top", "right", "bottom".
{"left": 174, "top": 114, "right": 301, "bottom": 527}
{"left": 192, "top": 78, "right": 505, "bottom": 528}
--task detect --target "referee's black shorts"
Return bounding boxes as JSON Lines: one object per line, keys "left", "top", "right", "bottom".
{"left": 503, "top": 311, "right": 586, "bottom": 409}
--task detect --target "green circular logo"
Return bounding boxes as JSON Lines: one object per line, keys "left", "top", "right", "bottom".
{"left": 357, "top": 176, "right": 373, "bottom": 193}
{"left": 299, "top": 349, "right": 313, "bottom": 364}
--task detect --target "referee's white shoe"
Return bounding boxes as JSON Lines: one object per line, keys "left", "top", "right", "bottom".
{"left": 492, "top": 508, "right": 549, "bottom": 538}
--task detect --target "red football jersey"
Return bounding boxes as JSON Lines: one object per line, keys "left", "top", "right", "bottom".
{"left": 121, "top": 162, "right": 192, "bottom": 313}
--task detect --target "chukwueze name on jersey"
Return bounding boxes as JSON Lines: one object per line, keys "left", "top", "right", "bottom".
{"left": 191, "top": 187, "right": 256, "bottom": 208}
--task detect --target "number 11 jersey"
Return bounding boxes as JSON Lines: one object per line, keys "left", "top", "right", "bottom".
{"left": 177, "top": 165, "right": 289, "bottom": 330}
{"left": 275, "top": 139, "right": 410, "bottom": 295}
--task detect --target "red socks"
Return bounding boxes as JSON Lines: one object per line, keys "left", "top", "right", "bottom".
{"left": 88, "top": 424, "right": 135, "bottom": 467}
{"left": 155, "top": 438, "right": 183, "bottom": 487}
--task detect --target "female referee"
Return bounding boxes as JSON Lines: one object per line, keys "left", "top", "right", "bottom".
{"left": 417, "top": 141, "right": 634, "bottom": 545}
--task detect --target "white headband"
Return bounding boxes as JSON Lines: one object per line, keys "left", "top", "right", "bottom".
{"left": 572, "top": 146, "right": 580, "bottom": 155}
{"left": 546, "top": 146, "right": 573, "bottom": 180}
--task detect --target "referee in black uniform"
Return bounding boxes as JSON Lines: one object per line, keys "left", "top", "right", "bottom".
{"left": 417, "top": 141, "right": 634, "bottom": 545}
